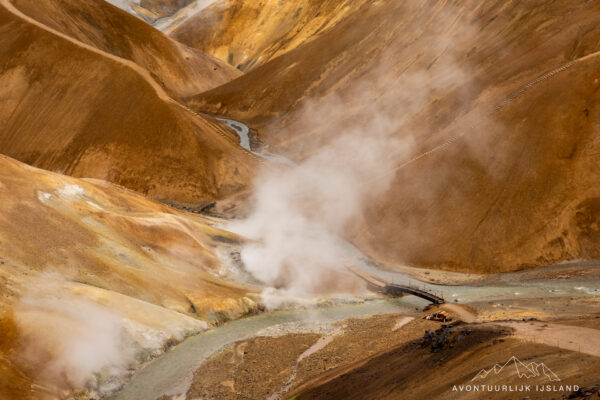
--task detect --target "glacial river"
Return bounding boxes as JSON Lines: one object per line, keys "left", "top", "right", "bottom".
{"left": 108, "top": 118, "right": 600, "bottom": 400}
{"left": 108, "top": 298, "right": 426, "bottom": 400}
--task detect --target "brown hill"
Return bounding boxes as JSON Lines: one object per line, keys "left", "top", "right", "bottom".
{"left": 170, "top": 0, "right": 369, "bottom": 71}
{"left": 294, "top": 327, "right": 600, "bottom": 400}
{"left": 0, "top": 0, "right": 257, "bottom": 205}
{"left": 11, "top": 0, "right": 241, "bottom": 97}
{"left": 354, "top": 50, "right": 600, "bottom": 273}
{"left": 0, "top": 154, "right": 257, "bottom": 399}
{"left": 189, "top": 0, "right": 600, "bottom": 272}
{"left": 0, "top": 153, "right": 257, "bottom": 320}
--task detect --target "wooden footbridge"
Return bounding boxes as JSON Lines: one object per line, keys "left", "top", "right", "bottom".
{"left": 381, "top": 283, "right": 445, "bottom": 304}
{"left": 348, "top": 266, "right": 445, "bottom": 305}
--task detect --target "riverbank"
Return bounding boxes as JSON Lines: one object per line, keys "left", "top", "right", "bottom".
{"left": 107, "top": 297, "right": 427, "bottom": 400}
{"left": 105, "top": 116, "right": 600, "bottom": 400}
{"left": 158, "top": 295, "right": 600, "bottom": 400}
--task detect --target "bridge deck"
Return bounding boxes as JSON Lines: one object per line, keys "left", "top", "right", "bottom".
{"left": 383, "top": 284, "right": 445, "bottom": 304}
{"left": 347, "top": 266, "right": 445, "bottom": 304}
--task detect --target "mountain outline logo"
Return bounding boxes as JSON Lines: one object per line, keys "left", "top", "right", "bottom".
{"left": 471, "top": 356, "right": 560, "bottom": 382}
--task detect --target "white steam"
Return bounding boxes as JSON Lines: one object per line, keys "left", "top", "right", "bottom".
{"left": 229, "top": 92, "right": 414, "bottom": 296}
{"left": 229, "top": 25, "right": 470, "bottom": 298}
{"left": 14, "top": 287, "right": 134, "bottom": 392}
{"left": 12, "top": 278, "right": 206, "bottom": 395}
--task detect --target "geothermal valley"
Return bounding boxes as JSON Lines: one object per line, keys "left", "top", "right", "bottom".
{"left": 1, "top": 0, "right": 600, "bottom": 399}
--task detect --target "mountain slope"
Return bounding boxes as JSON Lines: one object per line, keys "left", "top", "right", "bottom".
{"left": 0, "top": 154, "right": 257, "bottom": 399}
{"left": 190, "top": 0, "right": 600, "bottom": 148}
{"left": 0, "top": 0, "right": 257, "bottom": 204}
{"left": 11, "top": 0, "right": 241, "bottom": 97}
{"left": 0, "top": 154, "right": 255, "bottom": 321}
{"left": 170, "top": 0, "right": 370, "bottom": 71}
{"left": 354, "top": 50, "right": 600, "bottom": 272}
{"left": 189, "top": 0, "right": 600, "bottom": 272}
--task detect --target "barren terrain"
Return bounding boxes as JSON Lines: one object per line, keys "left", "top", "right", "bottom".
{"left": 0, "top": 1, "right": 599, "bottom": 399}
{"left": 189, "top": 0, "right": 600, "bottom": 273}
{"left": 0, "top": 0, "right": 257, "bottom": 205}
{"left": 0, "top": 155, "right": 258, "bottom": 399}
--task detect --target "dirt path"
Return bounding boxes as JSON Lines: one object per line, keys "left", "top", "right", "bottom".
{"left": 267, "top": 327, "right": 344, "bottom": 400}
{"left": 441, "top": 303, "right": 477, "bottom": 323}
{"left": 498, "top": 321, "right": 600, "bottom": 358}
{"left": 392, "top": 316, "right": 414, "bottom": 331}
